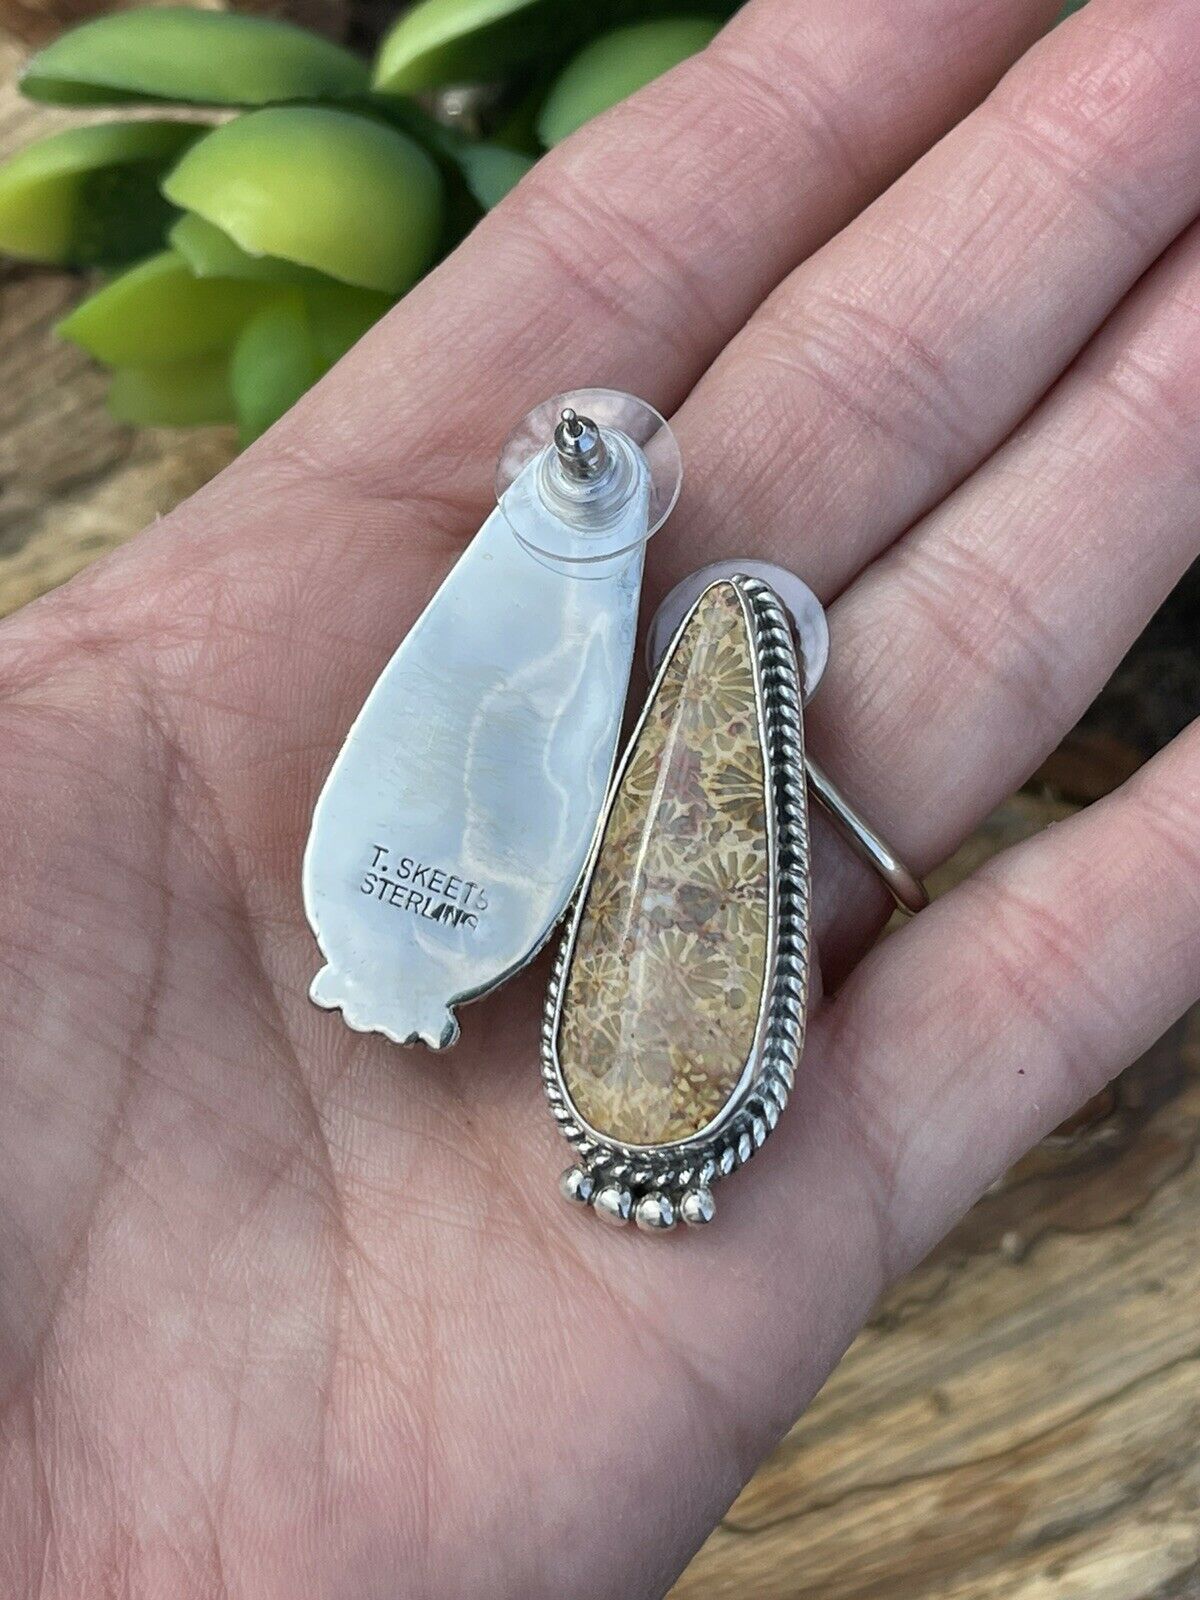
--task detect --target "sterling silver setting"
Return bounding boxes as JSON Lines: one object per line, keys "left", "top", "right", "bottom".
{"left": 302, "top": 391, "right": 682, "bottom": 1051}
{"left": 541, "top": 576, "right": 812, "bottom": 1231}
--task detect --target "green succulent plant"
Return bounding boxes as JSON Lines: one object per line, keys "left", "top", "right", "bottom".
{"left": 108, "top": 353, "right": 234, "bottom": 427}
{"left": 162, "top": 107, "right": 444, "bottom": 294}
{"left": 537, "top": 17, "right": 720, "bottom": 146}
{"left": 57, "top": 247, "right": 281, "bottom": 363}
{"left": 2, "top": 2, "right": 726, "bottom": 443}
{"left": 20, "top": 9, "right": 371, "bottom": 105}
{"left": 373, "top": 0, "right": 732, "bottom": 95}
{"left": 0, "top": 0, "right": 1081, "bottom": 445}
{"left": 0, "top": 118, "right": 201, "bottom": 267}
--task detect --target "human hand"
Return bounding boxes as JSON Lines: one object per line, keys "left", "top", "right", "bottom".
{"left": 2, "top": 1, "right": 1199, "bottom": 1594}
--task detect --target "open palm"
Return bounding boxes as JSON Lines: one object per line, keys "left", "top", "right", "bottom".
{"left": 3, "top": 1, "right": 1199, "bottom": 1594}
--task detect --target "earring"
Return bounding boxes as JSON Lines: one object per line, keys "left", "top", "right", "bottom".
{"left": 303, "top": 392, "right": 682, "bottom": 1050}
{"left": 542, "top": 561, "right": 927, "bottom": 1232}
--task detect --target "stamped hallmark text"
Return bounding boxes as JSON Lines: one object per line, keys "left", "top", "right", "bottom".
{"left": 360, "top": 843, "right": 489, "bottom": 930}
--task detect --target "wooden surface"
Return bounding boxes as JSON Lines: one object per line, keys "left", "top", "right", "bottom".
{"left": 3, "top": 30, "right": 1199, "bottom": 1599}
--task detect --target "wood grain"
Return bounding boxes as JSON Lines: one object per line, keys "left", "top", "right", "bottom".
{"left": 2, "top": 28, "right": 1198, "bottom": 1599}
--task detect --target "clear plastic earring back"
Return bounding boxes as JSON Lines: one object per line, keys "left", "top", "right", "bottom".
{"left": 496, "top": 389, "right": 682, "bottom": 574}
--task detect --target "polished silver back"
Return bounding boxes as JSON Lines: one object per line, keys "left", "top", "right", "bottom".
{"left": 303, "top": 467, "right": 649, "bottom": 1050}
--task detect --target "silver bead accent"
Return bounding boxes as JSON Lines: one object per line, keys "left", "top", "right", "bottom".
{"left": 593, "top": 1185, "right": 633, "bottom": 1226}
{"left": 559, "top": 1166, "right": 595, "bottom": 1206}
{"left": 634, "top": 1193, "right": 676, "bottom": 1232}
{"left": 680, "top": 1187, "right": 715, "bottom": 1227}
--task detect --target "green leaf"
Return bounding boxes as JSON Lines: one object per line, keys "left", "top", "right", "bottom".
{"left": 169, "top": 211, "right": 328, "bottom": 286}
{"left": 230, "top": 282, "right": 391, "bottom": 443}
{"left": 298, "top": 280, "right": 394, "bottom": 366}
{"left": 448, "top": 136, "right": 532, "bottom": 209}
{"left": 373, "top": 0, "right": 736, "bottom": 95}
{"left": 0, "top": 119, "right": 201, "bottom": 267}
{"left": 22, "top": 9, "right": 369, "bottom": 107}
{"left": 108, "top": 353, "right": 234, "bottom": 427}
{"left": 538, "top": 18, "right": 720, "bottom": 147}
{"left": 359, "top": 94, "right": 532, "bottom": 213}
{"left": 374, "top": 0, "right": 557, "bottom": 94}
{"left": 491, "top": 73, "right": 554, "bottom": 156}
{"left": 57, "top": 249, "right": 279, "bottom": 364}
{"left": 162, "top": 106, "right": 443, "bottom": 294}
{"left": 229, "top": 296, "right": 317, "bottom": 444}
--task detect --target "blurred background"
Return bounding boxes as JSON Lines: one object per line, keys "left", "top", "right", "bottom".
{"left": 1, "top": 1, "right": 1198, "bottom": 1595}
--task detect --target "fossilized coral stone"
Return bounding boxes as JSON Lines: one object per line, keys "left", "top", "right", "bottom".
{"left": 558, "top": 581, "right": 772, "bottom": 1145}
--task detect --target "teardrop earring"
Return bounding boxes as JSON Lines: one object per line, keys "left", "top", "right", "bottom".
{"left": 302, "top": 391, "right": 681, "bottom": 1051}
{"left": 541, "top": 561, "right": 927, "bottom": 1232}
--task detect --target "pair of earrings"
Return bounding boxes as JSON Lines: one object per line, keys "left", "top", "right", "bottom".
{"left": 303, "top": 391, "right": 925, "bottom": 1232}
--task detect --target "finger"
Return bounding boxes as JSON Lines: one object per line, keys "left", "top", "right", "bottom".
{"left": 30, "top": 0, "right": 1061, "bottom": 915}
{"left": 527, "top": 724, "right": 1200, "bottom": 1600}
{"left": 806, "top": 205, "right": 1200, "bottom": 977}
{"left": 629, "top": 721, "right": 1200, "bottom": 1591}
{"left": 276, "top": 0, "right": 1060, "bottom": 514}
{"left": 63, "top": 0, "right": 1060, "bottom": 611}
{"left": 655, "top": 0, "right": 1200, "bottom": 605}
{"left": 802, "top": 716, "right": 1200, "bottom": 1279}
